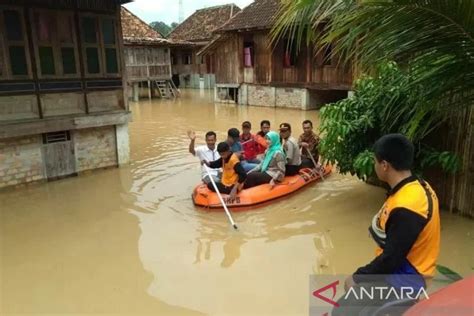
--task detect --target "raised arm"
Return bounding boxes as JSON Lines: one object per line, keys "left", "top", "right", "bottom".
{"left": 187, "top": 130, "right": 196, "bottom": 156}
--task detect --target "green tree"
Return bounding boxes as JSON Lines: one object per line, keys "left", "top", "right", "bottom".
{"left": 150, "top": 21, "right": 174, "bottom": 37}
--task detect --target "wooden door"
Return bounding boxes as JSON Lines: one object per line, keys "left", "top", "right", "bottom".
{"left": 42, "top": 131, "right": 76, "bottom": 180}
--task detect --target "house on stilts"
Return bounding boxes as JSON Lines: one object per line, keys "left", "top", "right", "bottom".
{"left": 198, "top": 0, "right": 352, "bottom": 110}
{"left": 121, "top": 7, "right": 178, "bottom": 101}
{"left": 0, "top": 0, "right": 131, "bottom": 189}
{"left": 168, "top": 4, "right": 240, "bottom": 89}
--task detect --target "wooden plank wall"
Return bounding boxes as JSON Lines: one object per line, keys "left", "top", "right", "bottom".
{"left": 124, "top": 46, "right": 171, "bottom": 81}
{"left": 425, "top": 107, "right": 474, "bottom": 217}
{"left": 213, "top": 34, "right": 241, "bottom": 84}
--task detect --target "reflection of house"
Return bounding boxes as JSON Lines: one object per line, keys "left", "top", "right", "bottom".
{"left": 199, "top": 0, "right": 352, "bottom": 110}
{"left": 0, "top": 0, "right": 131, "bottom": 189}
{"left": 121, "top": 8, "right": 177, "bottom": 100}
{"left": 168, "top": 4, "right": 240, "bottom": 89}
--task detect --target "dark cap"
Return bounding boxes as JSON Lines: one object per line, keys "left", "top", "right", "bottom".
{"left": 242, "top": 121, "right": 251, "bottom": 128}
{"left": 279, "top": 123, "right": 291, "bottom": 131}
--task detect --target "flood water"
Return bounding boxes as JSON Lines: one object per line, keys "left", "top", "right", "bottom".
{"left": 1, "top": 89, "right": 473, "bottom": 315}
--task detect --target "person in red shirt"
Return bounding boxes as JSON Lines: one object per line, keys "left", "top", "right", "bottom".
{"left": 240, "top": 121, "right": 260, "bottom": 172}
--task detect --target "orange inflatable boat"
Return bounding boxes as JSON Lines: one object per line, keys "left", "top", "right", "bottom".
{"left": 192, "top": 165, "right": 332, "bottom": 209}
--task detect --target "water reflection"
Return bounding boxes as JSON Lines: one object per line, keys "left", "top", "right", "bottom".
{"left": 1, "top": 89, "right": 472, "bottom": 316}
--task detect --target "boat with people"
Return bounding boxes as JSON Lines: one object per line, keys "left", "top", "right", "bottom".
{"left": 192, "top": 164, "right": 332, "bottom": 209}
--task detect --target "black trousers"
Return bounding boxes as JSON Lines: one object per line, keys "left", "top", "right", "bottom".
{"left": 300, "top": 157, "right": 315, "bottom": 168}
{"left": 285, "top": 164, "right": 301, "bottom": 176}
{"left": 207, "top": 181, "right": 233, "bottom": 194}
{"left": 243, "top": 172, "right": 272, "bottom": 189}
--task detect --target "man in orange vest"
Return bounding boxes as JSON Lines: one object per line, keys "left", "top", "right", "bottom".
{"left": 203, "top": 142, "right": 247, "bottom": 200}
{"left": 333, "top": 134, "right": 440, "bottom": 315}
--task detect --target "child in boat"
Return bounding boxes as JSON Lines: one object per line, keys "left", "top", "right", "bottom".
{"left": 244, "top": 131, "right": 286, "bottom": 189}
{"left": 203, "top": 142, "right": 247, "bottom": 199}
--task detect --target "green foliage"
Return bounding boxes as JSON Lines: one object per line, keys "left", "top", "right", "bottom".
{"left": 319, "top": 62, "right": 460, "bottom": 180}
{"left": 149, "top": 21, "right": 178, "bottom": 37}
{"left": 435, "top": 264, "right": 463, "bottom": 283}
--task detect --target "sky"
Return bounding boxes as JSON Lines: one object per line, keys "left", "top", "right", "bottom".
{"left": 124, "top": 0, "right": 254, "bottom": 25}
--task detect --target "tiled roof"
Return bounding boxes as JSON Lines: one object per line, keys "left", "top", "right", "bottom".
{"left": 168, "top": 4, "right": 241, "bottom": 42}
{"left": 121, "top": 7, "right": 169, "bottom": 45}
{"left": 219, "top": 0, "right": 280, "bottom": 31}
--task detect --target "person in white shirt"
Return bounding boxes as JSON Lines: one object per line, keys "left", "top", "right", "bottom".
{"left": 188, "top": 130, "right": 221, "bottom": 184}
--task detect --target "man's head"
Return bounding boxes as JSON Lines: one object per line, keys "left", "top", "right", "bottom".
{"left": 373, "top": 134, "right": 414, "bottom": 182}
{"left": 227, "top": 128, "right": 240, "bottom": 145}
{"left": 260, "top": 120, "right": 270, "bottom": 135}
{"left": 217, "top": 141, "right": 232, "bottom": 160}
{"left": 205, "top": 131, "right": 217, "bottom": 149}
{"left": 242, "top": 121, "right": 251, "bottom": 135}
{"left": 302, "top": 120, "right": 313, "bottom": 135}
{"left": 279, "top": 123, "right": 292, "bottom": 139}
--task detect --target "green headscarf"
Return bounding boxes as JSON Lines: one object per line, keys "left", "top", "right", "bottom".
{"left": 262, "top": 131, "right": 285, "bottom": 172}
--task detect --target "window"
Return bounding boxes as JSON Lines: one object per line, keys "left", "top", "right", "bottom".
{"left": 81, "top": 14, "right": 119, "bottom": 76}
{"left": 243, "top": 41, "right": 254, "bottom": 67}
{"left": 323, "top": 44, "right": 333, "bottom": 66}
{"left": 0, "top": 8, "right": 31, "bottom": 78}
{"left": 283, "top": 39, "right": 298, "bottom": 68}
{"left": 182, "top": 53, "right": 192, "bottom": 65}
{"left": 32, "top": 9, "right": 78, "bottom": 77}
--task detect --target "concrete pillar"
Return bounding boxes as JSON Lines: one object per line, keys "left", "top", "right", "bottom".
{"left": 133, "top": 83, "right": 139, "bottom": 102}
{"left": 147, "top": 80, "right": 152, "bottom": 100}
{"left": 115, "top": 124, "right": 130, "bottom": 165}
{"left": 301, "top": 89, "right": 310, "bottom": 110}
{"left": 214, "top": 86, "right": 218, "bottom": 102}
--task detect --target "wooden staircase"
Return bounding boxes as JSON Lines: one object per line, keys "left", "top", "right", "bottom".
{"left": 154, "top": 80, "right": 180, "bottom": 98}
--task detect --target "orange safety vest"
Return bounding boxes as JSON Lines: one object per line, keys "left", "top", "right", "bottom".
{"left": 374, "top": 178, "right": 440, "bottom": 278}
{"left": 221, "top": 154, "right": 240, "bottom": 187}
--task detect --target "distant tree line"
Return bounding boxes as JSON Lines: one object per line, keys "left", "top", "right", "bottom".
{"left": 149, "top": 21, "right": 179, "bottom": 37}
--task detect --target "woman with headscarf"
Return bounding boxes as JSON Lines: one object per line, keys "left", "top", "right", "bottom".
{"left": 244, "top": 131, "right": 286, "bottom": 189}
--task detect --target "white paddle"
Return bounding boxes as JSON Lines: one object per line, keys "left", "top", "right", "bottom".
{"left": 204, "top": 165, "right": 238, "bottom": 230}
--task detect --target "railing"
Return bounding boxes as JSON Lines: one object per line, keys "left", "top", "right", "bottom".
{"left": 126, "top": 64, "right": 171, "bottom": 81}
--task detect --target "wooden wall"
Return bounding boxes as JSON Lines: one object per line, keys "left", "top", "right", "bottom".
{"left": 0, "top": 3, "right": 127, "bottom": 124}
{"left": 425, "top": 107, "right": 474, "bottom": 217}
{"left": 171, "top": 47, "right": 210, "bottom": 76}
{"left": 212, "top": 34, "right": 242, "bottom": 84}
{"left": 124, "top": 46, "right": 171, "bottom": 82}
{"left": 210, "top": 30, "right": 352, "bottom": 89}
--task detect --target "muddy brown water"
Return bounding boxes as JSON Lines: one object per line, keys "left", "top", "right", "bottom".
{"left": 1, "top": 90, "right": 472, "bottom": 315}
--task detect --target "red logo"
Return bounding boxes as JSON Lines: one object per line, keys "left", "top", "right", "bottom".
{"left": 312, "top": 280, "right": 340, "bottom": 308}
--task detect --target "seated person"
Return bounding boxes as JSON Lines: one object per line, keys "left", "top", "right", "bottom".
{"left": 203, "top": 142, "right": 246, "bottom": 200}
{"left": 279, "top": 123, "right": 301, "bottom": 176}
{"left": 187, "top": 130, "right": 220, "bottom": 184}
{"left": 298, "top": 120, "right": 321, "bottom": 168}
{"left": 244, "top": 131, "right": 286, "bottom": 189}
{"left": 255, "top": 120, "right": 271, "bottom": 157}
{"left": 240, "top": 121, "right": 261, "bottom": 172}
{"left": 227, "top": 128, "right": 243, "bottom": 156}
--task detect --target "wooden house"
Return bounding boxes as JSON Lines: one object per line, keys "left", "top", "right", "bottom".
{"left": 121, "top": 7, "right": 177, "bottom": 100}
{"left": 0, "top": 0, "right": 131, "bottom": 189}
{"left": 198, "top": 0, "right": 352, "bottom": 110}
{"left": 168, "top": 4, "right": 240, "bottom": 89}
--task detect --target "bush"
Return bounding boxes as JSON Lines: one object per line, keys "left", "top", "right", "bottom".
{"left": 319, "top": 62, "right": 459, "bottom": 180}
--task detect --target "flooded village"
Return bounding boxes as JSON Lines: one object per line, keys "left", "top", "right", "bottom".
{"left": 1, "top": 0, "right": 473, "bottom": 315}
